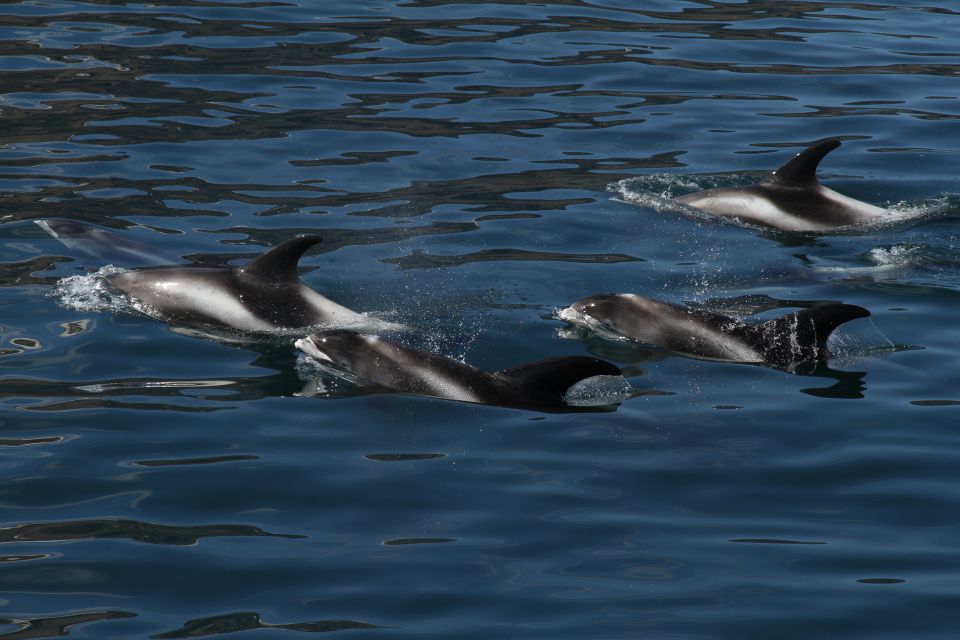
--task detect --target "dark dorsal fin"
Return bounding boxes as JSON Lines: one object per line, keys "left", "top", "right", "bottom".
{"left": 496, "top": 356, "right": 621, "bottom": 403}
{"left": 767, "top": 140, "right": 841, "bottom": 187}
{"left": 738, "top": 303, "right": 870, "bottom": 366}
{"left": 240, "top": 235, "right": 323, "bottom": 281}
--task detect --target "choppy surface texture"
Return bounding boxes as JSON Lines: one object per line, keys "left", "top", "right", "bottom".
{"left": 2, "top": 1, "right": 959, "bottom": 638}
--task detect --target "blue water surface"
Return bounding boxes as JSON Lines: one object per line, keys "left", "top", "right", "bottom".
{"left": 1, "top": 0, "right": 959, "bottom": 638}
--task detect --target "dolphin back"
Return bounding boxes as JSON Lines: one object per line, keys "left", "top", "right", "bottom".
{"left": 36, "top": 219, "right": 169, "bottom": 267}
{"left": 737, "top": 303, "right": 870, "bottom": 365}
{"left": 496, "top": 356, "right": 622, "bottom": 405}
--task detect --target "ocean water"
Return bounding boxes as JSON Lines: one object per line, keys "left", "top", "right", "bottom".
{"left": 1, "top": 1, "right": 959, "bottom": 638}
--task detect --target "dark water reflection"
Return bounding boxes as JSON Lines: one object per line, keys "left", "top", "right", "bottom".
{"left": 153, "top": 613, "right": 384, "bottom": 639}
{"left": 0, "top": 518, "right": 302, "bottom": 546}
{"left": 0, "top": 0, "right": 959, "bottom": 638}
{"left": 0, "top": 611, "right": 137, "bottom": 640}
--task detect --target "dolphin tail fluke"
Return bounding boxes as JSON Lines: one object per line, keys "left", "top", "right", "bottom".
{"left": 768, "top": 139, "right": 842, "bottom": 187}
{"left": 497, "top": 356, "right": 622, "bottom": 403}
{"left": 742, "top": 303, "right": 870, "bottom": 365}
{"left": 241, "top": 235, "right": 323, "bottom": 280}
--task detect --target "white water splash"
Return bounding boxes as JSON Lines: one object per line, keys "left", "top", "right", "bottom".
{"left": 866, "top": 244, "right": 922, "bottom": 267}
{"left": 808, "top": 242, "right": 960, "bottom": 281}
{"left": 886, "top": 194, "right": 955, "bottom": 222}
{"left": 51, "top": 265, "right": 130, "bottom": 313}
{"left": 555, "top": 305, "right": 634, "bottom": 344}
{"left": 564, "top": 374, "right": 635, "bottom": 407}
{"left": 610, "top": 174, "right": 734, "bottom": 220}
{"left": 612, "top": 173, "right": 751, "bottom": 201}
{"left": 827, "top": 318, "right": 897, "bottom": 360}
{"left": 818, "top": 244, "right": 929, "bottom": 276}
{"left": 74, "top": 379, "right": 236, "bottom": 393}
{"left": 294, "top": 350, "right": 364, "bottom": 393}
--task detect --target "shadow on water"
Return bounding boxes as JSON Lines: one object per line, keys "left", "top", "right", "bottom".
{"left": 0, "top": 610, "right": 384, "bottom": 640}
{"left": 792, "top": 363, "right": 868, "bottom": 400}
{"left": 0, "top": 611, "right": 138, "bottom": 640}
{"left": 0, "top": 342, "right": 304, "bottom": 412}
{"left": 381, "top": 247, "right": 643, "bottom": 270}
{"left": 0, "top": 518, "right": 303, "bottom": 546}
{"left": 152, "top": 612, "right": 385, "bottom": 639}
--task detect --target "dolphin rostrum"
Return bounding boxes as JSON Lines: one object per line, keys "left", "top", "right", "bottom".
{"left": 559, "top": 293, "right": 871, "bottom": 367}
{"left": 674, "top": 140, "right": 888, "bottom": 231}
{"left": 295, "top": 329, "right": 625, "bottom": 411}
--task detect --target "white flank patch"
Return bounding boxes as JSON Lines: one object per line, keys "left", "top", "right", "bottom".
{"left": 364, "top": 336, "right": 484, "bottom": 404}
{"left": 819, "top": 186, "right": 888, "bottom": 220}
{"left": 148, "top": 280, "right": 276, "bottom": 332}
{"left": 683, "top": 192, "right": 819, "bottom": 231}
{"left": 417, "top": 365, "right": 483, "bottom": 404}
{"left": 299, "top": 288, "right": 366, "bottom": 325}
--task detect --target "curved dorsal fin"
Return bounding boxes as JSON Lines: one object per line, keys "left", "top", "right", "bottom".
{"left": 497, "top": 356, "right": 621, "bottom": 403}
{"left": 738, "top": 303, "right": 869, "bottom": 365}
{"left": 240, "top": 235, "right": 323, "bottom": 281}
{"left": 768, "top": 140, "right": 841, "bottom": 187}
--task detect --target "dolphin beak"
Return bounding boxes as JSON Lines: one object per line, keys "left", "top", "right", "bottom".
{"left": 559, "top": 297, "right": 610, "bottom": 324}
{"left": 35, "top": 220, "right": 60, "bottom": 239}
{"left": 556, "top": 305, "right": 581, "bottom": 323}
{"left": 295, "top": 336, "right": 333, "bottom": 363}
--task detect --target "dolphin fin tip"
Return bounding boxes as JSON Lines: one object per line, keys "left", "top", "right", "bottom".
{"left": 241, "top": 235, "right": 324, "bottom": 280}
{"left": 769, "top": 139, "right": 843, "bottom": 186}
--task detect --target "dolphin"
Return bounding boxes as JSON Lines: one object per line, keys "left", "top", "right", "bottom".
{"left": 36, "top": 219, "right": 171, "bottom": 266}
{"left": 674, "top": 140, "right": 888, "bottom": 231}
{"left": 295, "top": 329, "right": 625, "bottom": 411}
{"left": 107, "top": 235, "right": 377, "bottom": 333}
{"left": 559, "top": 294, "right": 870, "bottom": 367}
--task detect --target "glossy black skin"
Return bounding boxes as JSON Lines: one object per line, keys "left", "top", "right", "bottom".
{"left": 298, "top": 330, "right": 623, "bottom": 413}
{"left": 566, "top": 294, "right": 871, "bottom": 368}
{"left": 104, "top": 235, "right": 364, "bottom": 332}
{"left": 673, "top": 140, "right": 887, "bottom": 231}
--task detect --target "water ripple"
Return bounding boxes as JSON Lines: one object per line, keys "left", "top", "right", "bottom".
{"left": 0, "top": 518, "right": 303, "bottom": 545}
{"left": 153, "top": 612, "right": 384, "bottom": 639}
{"left": 1, "top": 0, "right": 958, "bottom": 638}
{"left": 0, "top": 610, "right": 137, "bottom": 640}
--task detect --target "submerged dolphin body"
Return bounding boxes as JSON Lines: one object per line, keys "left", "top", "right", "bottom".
{"left": 295, "top": 329, "right": 625, "bottom": 412}
{"left": 674, "top": 140, "right": 888, "bottom": 231}
{"left": 107, "top": 235, "right": 372, "bottom": 333}
{"left": 36, "top": 219, "right": 171, "bottom": 266}
{"left": 560, "top": 294, "right": 871, "bottom": 367}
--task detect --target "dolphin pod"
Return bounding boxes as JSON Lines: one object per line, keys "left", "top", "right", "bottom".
{"left": 41, "top": 137, "right": 892, "bottom": 410}
{"left": 674, "top": 140, "right": 889, "bottom": 231}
